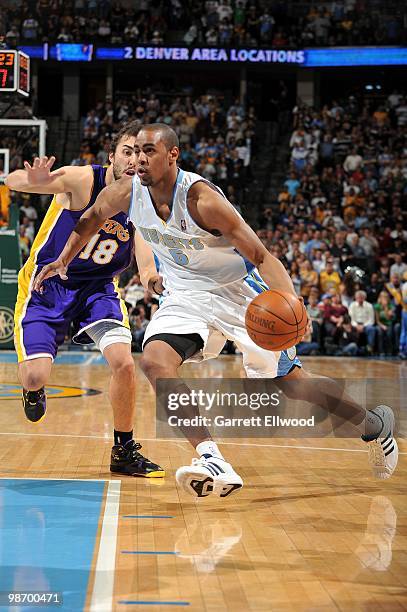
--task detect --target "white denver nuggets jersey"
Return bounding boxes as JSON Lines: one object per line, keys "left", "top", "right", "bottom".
{"left": 130, "top": 169, "right": 254, "bottom": 291}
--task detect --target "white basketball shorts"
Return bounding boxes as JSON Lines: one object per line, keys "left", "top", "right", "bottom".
{"left": 142, "top": 271, "right": 301, "bottom": 378}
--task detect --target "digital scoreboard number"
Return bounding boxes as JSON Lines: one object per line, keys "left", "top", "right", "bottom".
{"left": 0, "top": 50, "right": 30, "bottom": 96}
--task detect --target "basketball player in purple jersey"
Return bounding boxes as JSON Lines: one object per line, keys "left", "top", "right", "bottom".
{"left": 6, "top": 121, "right": 164, "bottom": 478}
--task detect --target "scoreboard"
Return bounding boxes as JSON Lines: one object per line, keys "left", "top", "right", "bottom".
{"left": 0, "top": 50, "right": 30, "bottom": 97}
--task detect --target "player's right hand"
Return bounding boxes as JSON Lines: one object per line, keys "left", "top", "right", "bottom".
{"left": 24, "top": 156, "right": 65, "bottom": 185}
{"left": 33, "top": 259, "right": 68, "bottom": 292}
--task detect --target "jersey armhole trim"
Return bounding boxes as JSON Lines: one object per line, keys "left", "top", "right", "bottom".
{"left": 185, "top": 178, "right": 226, "bottom": 235}
{"left": 68, "top": 165, "right": 96, "bottom": 212}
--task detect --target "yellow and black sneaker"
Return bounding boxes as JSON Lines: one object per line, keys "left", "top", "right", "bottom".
{"left": 22, "top": 388, "right": 46, "bottom": 423}
{"left": 110, "top": 441, "right": 165, "bottom": 477}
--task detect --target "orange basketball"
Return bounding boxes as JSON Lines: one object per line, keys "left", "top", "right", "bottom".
{"left": 245, "top": 290, "right": 308, "bottom": 351}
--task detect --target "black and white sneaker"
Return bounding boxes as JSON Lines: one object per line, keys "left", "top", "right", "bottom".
{"left": 361, "top": 405, "right": 398, "bottom": 480}
{"left": 175, "top": 456, "right": 243, "bottom": 498}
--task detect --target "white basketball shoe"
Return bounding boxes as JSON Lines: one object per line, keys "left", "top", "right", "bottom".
{"left": 362, "top": 405, "right": 398, "bottom": 480}
{"left": 175, "top": 456, "right": 243, "bottom": 498}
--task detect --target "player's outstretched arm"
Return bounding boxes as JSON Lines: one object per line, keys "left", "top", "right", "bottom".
{"left": 5, "top": 156, "right": 80, "bottom": 194}
{"left": 134, "top": 231, "right": 165, "bottom": 294}
{"left": 189, "top": 182, "right": 296, "bottom": 296}
{"left": 33, "top": 177, "right": 132, "bottom": 291}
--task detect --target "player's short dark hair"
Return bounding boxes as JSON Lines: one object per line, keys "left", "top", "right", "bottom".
{"left": 140, "top": 123, "right": 179, "bottom": 150}
{"left": 110, "top": 120, "right": 140, "bottom": 154}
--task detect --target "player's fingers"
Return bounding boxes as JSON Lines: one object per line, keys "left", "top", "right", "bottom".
{"left": 32, "top": 157, "right": 40, "bottom": 168}
{"left": 41, "top": 156, "right": 48, "bottom": 167}
{"left": 33, "top": 266, "right": 56, "bottom": 291}
{"left": 33, "top": 272, "right": 45, "bottom": 292}
{"left": 23, "top": 161, "right": 32, "bottom": 170}
{"left": 46, "top": 156, "right": 56, "bottom": 168}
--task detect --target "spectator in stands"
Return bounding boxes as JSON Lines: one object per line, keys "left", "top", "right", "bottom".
{"left": 136, "top": 290, "right": 159, "bottom": 321}
{"left": 306, "top": 293, "right": 323, "bottom": 345}
{"left": 390, "top": 254, "right": 407, "bottom": 279}
{"left": 319, "top": 258, "right": 341, "bottom": 295}
{"left": 322, "top": 293, "right": 348, "bottom": 338}
{"left": 349, "top": 290, "right": 377, "bottom": 353}
{"left": 374, "top": 291, "right": 397, "bottom": 355}
{"left": 299, "top": 260, "right": 318, "bottom": 299}
{"left": 19, "top": 198, "right": 38, "bottom": 223}
{"left": 333, "top": 315, "right": 361, "bottom": 356}
{"left": 366, "top": 272, "right": 383, "bottom": 304}
{"left": 343, "top": 148, "right": 363, "bottom": 173}
{"left": 124, "top": 273, "right": 145, "bottom": 309}
{"left": 289, "top": 260, "right": 302, "bottom": 295}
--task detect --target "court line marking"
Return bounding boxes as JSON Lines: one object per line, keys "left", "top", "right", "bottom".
{"left": 118, "top": 602, "right": 190, "bottom": 607}
{"left": 89, "top": 480, "right": 121, "bottom": 612}
{"left": 0, "top": 431, "right": 405, "bottom": 454}
{"left": 123, "top": 515, "right": 174, "bottom": 519}
{"left": 0, "top": 476, "right": 114, "bottom": 482}
{"left": 121, "top": 551, "right": 178, "bottom": 555}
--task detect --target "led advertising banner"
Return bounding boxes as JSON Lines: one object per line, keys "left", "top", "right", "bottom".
{"left": 17, "top": 44, "right": 407, "bottom": 67}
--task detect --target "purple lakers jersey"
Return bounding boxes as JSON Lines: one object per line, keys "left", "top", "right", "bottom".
{"left": 28, "top": 165, "right": 133, "bottom": 280}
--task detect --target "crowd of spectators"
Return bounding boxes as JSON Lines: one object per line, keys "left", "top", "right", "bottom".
{"left": 76, "top": 89, "right": 256, "bottom": 209}
{"left": 3, "top": 80, "right": 406, "bottom": 358}
{"left": 1, "top": 0, "right": 406, "bottom": 49}
{"left": 258, "top": 90, "right": 407, "bottom": 358}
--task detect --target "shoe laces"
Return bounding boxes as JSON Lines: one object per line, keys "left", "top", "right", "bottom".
{"left": 25, "top": 389, "right": 44, "bottom": 403}
{"left": 126, "top": 441, "right": 143, "bottom": 459}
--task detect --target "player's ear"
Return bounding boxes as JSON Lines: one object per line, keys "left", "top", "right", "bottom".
{"left": 108, "top": 151, "right": 114, "bottom": 164}
{"left": 168, "top": 146, "right": 179, "bottom": 165}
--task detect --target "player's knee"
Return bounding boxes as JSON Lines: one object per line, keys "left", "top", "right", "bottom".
{"left": 139, "top": 353, "right": 171, "bottom": 379}
{"left": 111, "top": 359, "right": 135, "bottom": 381}
{"left": 21, "top": 370, "right": 48, "bottom": 391}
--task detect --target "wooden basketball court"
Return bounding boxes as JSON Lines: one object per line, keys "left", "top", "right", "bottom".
{"left": 0, "top": 354, "right": 406, "bottom": 610}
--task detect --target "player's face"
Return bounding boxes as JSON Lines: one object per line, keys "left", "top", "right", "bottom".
{"left": 110, "top": 136, "right": 137, "bottom": 180}
{"left": 134, "top": 129, "right": 179, "bottom": 186}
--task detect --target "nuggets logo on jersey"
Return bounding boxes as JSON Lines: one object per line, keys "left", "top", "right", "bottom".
{"left": 131, "top": 170, "right": 254, "bottom": 290}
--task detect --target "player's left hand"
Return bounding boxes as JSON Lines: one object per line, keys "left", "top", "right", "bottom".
{"left": 33, "top": 258, "right": 68, "bottom": 292}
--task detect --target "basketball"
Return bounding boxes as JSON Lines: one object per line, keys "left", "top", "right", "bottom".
{"left": 245, "top": 290, "right": 308, "bottom": 351}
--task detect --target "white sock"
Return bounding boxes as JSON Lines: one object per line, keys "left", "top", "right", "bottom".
{"left": 196, "top": 440, "right": 225, "bottom": 460}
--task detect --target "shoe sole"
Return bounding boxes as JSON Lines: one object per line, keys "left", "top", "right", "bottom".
{"left": 216, "top": 482, "right": 243, "bottom": 498}
{"left": 110, "top": 467, "right": 165, "bottom": 478}
{"left": 368, "top": 438, "right": 398, "bottom": 480}
{"left": 176, "top": 468, "right": 215, "bottom": 497}
{"left": 176, "top": 468, "right": 243, "bottom": 498}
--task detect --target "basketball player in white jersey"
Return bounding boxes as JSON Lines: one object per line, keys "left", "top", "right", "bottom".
{"left": 35, "top": 123, "right": 398, "bottom": 498}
